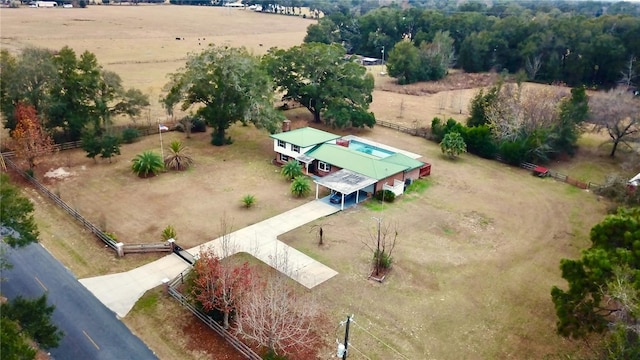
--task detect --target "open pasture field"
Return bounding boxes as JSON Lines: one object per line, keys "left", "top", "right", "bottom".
{"left": 1, "top": 5, "right": 477, "bottom": 126}
{"left": 1, "top": 5, "right": 314, "bottom": 121}
{"left": 1, "top": 5, "right": 626, "bottom": 359}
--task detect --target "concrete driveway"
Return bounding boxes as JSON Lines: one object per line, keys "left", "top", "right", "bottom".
{"left": 80, "top": 200, "right": 340, "bottom": 318}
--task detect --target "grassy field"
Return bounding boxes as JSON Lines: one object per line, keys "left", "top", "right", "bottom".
{"left": 0, "top": 5, "right": 628, "bottom": 360}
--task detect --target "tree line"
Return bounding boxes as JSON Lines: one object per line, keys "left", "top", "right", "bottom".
{"left": 304, "top": 1, "right": 640, "bottom": 88}
{"left": 1, "top": 42, "right": 374, "bottom": 168}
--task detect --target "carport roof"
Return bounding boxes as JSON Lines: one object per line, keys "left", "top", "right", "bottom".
{"left": 270, "top": 127, "right": 341, "bottom": 148}
{"left": 313, "top": 169, "right": 377, "bottom": 194}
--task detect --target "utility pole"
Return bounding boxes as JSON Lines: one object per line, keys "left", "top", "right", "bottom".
{"left": 337, "top": 315, "right": 352, "bottom": 359}
{"left": 343, "top": 315, "right": 351, "bottom": 359}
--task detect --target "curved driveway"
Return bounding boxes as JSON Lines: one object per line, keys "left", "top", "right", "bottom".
{"left": 80, "top": 200, "right": 341, "bottom": 318}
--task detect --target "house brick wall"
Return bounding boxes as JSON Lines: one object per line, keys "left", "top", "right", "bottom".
{"left": 405, "top": 168, "right": 420, "bottom": 181}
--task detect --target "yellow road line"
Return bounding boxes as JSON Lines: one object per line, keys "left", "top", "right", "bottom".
{"left": 83, "top": 330, "right": 100, "bottom": 350}
{"left": 34, "top": 276, "right": 47, "bottom": 291}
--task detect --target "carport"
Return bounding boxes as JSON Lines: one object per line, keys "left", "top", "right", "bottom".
{"left": 313, "top": 169, "right": 377, "bottom": 210}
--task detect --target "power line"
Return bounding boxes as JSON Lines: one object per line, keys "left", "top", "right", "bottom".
{"left": 351, "top": 321, "right": 410, "bottom": 360}
{"left": 347, "top": 343, "right": 373, "bottom": 360}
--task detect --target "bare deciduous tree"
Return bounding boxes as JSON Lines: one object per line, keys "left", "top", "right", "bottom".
{"left": 589, "top": 87, "right": 640, "bottom": 157}
{"left": 525, "top": 54, "right": 543, "bottom": 81}
{"left": 618, "top": 55, "right": 637, "bottom": 90}
{"left": 362, "top": 218, "right": 398, "bottom": 278}
{"left": 235, "top": 250, "right": 326, "bottom": 358}
{"left": 487, "top": 83, "right": 567, "bottom": 142}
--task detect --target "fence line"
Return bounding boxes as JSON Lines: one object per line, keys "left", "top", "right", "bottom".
{"left": 520, "top": 161, "right": 599, "bottom": 190}
{"left": 3, "top": 156, "right": 118, "bottom": 250}
{"left": 376, "top": 119, "right": 429, "bottom": 138}
{"left": 1, "top": 122, "right": 178, "bottom": 157}
{"left": 122, "top": 242, "right": 172, "bottom": 254}
{"left": 376, "top": 120, "right": 603, "bottom": 191}
{"left": 166, "top": 269, "right": 262, "bottom": 360}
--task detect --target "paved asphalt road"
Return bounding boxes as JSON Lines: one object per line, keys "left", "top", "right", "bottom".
{"left": 1, "top": 242, "right": 158, "bottom": 360}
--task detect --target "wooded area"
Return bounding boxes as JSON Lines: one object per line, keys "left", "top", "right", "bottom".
{"left": 305, "top": 0, "right": 640, "bottom": 88}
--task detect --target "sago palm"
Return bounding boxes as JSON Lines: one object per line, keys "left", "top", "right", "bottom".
{"left": 131, "top": 151, "right": 164, "bottom": 178}
{"left": 164, "top": 140, "right": 194, "bottom": 171}
{"left": 290, "top": 176, "right": 311, "bottom": 197}
{"left": 281, "top": 160, "right": 303, "bottom": 180}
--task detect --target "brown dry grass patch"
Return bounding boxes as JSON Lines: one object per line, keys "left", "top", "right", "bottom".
{"left": 280, "top": 126, "right": 608, "bottom": 359}
{"left": 1, "top": 6, "right": 623, "bottom": 359}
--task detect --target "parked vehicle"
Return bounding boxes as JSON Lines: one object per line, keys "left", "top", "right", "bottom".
{"left": 330, "top": 191, "right": 356, "bottom": 204}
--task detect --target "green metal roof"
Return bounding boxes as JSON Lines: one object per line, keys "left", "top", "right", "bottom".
{"left": 270, "top": 127, "right": 341, "bottom": 148}
{"left": 381, "top": 153, "right": 424, "bottom": 170}
{"left": 305, "top": 144, "right": 408, "bottom": 180}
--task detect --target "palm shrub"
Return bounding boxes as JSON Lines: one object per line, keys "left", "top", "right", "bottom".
{"left": 161, "top": 225, "right": 177, "bottom": 241}
{"left": 281, "top": 160, "right": 303, "bottom": 180}
{"left": 164, "top": 140, "right": 193, "bottom": 171}
{"left": 132, "top": 151, "right": 164, "bottom": 178}
{"left": 241, "top": 194, "right": 256, "bottom": 208}
{"left": 290, "top": 176, "right": 310, "bottom": 197}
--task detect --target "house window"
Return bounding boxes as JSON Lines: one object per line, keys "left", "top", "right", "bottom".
{"left": 277, "top": 140, "right": 286, "bottom": 148}
{"left": 318, "top": 161, "right": 331, "bottom": 172}
{"left": 291, "top": 145, "right": 300, "bottom": 153}
{"left": 280, "top": 154, "right": 289, "bottom": 162}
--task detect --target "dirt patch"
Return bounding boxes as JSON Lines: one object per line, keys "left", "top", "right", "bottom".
{"left": 44, "top": 167, "right": 74, "bottom": 180}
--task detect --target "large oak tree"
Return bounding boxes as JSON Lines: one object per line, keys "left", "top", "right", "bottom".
{"left": 263, "top": 42, "right": 375, "bottom": 128}
{"left": 162, "top": 46, "right": 283, "bottom": 146}
{"left": 0, "top": 48, "right": 57, "bottom": 132}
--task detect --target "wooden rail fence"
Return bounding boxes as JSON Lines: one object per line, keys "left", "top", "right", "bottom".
{"left": 0, "top": 122, "right": 182, "bottom": 255}
{"left": 167, "top": 269, "right": 262, "bottom": 360}
{"left": 122, "top": 242, "right": 172, "bottom": 254}
{"left": 376, "top": 119, "right": 429, "bottom": 138}
{"left": 520, "top": 161, "right": 600, "bottom": 190}
{"left": 3, "top": 155, "right": 118, "bottom": 250}
{"left": 376, "top": 119, "right": 603, "bottom": 192}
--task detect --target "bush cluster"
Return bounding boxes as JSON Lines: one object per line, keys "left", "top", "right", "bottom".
{"left": 121, "top": 127, "right": 141, "bottom": 144}
{"left": 373, "top": 249, "right": 393, "bottom": 269}
{"left": 175, "top": 116, "right": 207, "bottom": 133}
{"left": 596, "top": 174, "right": 640, "bottom": 207}
{"left": 374, "top": 190, "right": 395, "bottom": 203}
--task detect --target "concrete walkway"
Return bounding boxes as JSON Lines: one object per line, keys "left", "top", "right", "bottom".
{"left": 79, "top": 200, "right": 340, "bottom": 318}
